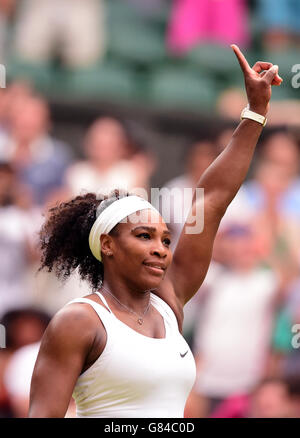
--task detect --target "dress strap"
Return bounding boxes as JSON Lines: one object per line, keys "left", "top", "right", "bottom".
{"left": 66, "top": 297, "right": 112, "bottom": 322}
{"left": 94, "top": 291, "right": 112, "bottom": 312}
{"left": 150, "top": 293, "right": 179, "bottom": 332}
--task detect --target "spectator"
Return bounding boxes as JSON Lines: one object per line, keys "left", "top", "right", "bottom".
{"left": 216, "top": 88, "right": 247, "bottom": 121}
{"left": 219, "top": 132, "right": 300, "bottom": 382}
{"left": 0, "top": 308, "right": 50, "bottom": 417}
{"left": 0, "top": 94, "right": 73, "bottom": 205}
{"left": 256, "top": 0, "right": 300, "bottom": 51}
{"left": 224, "top": 131, "right": 300, "bottom": 286}
{"left": 217, "top": 88, "right": 300, "bottom": 126}
{"left": 0, "top": 0, "right": 15, "bottom": 61}
{"left": 0, "top": 308, "right": 50, "bottom": 351}
{"left": 65, "top": 117, "right": 154, "bottom": 197}
{"left": 0, "top": 163, "right": 41, "bottom": 318}
{"left": 266, "top": 278, "right": 300, "bottom": 378}
{"left": 0, "top": 308, "right": 76, "bottom": 418}
{"left": 3, "top": 341, "right": 76, "bottom": 417}
{"left": 285, "top": 278, "right": 300, "bottom": 332}
{"left": 285, "top": 374, "right": 300, "bottom": 417}
{"left": 0, "top": 81, "right": 32, "bottom": 139}
{"left": 167, "top": 0, "right": 250, "bottom": 54}
{"left": 161, "top": 138, "right": 219, "bottom": 247}
{"left": 160, "top": 138, "right": 219, "bottom": 345}
{"left": 12, "top": 0, "right": 106, "bottom": 68}
{"left": 186, "top": 223, "right": 279, "bottom": 417}
{"left": 4, "top": 342, "right": 40, "bottom": 417}
{"left": 246, "top": 131, "right": 300, "bottom": 220}
{"left": 210, "top": 377, "right": 298, "bottom": 418}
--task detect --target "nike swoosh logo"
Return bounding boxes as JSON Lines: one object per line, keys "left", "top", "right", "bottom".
{"left": 180, "top": 350, "right": 188, "bottom": 358}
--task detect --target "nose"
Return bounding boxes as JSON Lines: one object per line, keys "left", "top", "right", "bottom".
{"left": 150, "top": 240, "right": 168, "bottom": 258}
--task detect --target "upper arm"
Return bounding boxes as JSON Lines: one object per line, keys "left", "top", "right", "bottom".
{"left": 29, "top": 304, "right": 97, "bottom": 418}
{"left": 167, "top": 195, "right": 225, "bottom": 305}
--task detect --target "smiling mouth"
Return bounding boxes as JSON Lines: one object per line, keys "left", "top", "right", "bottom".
{"left": 143, "top": 263, "right": 165, "bottom": 275}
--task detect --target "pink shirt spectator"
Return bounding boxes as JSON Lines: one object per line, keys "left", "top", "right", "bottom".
{"left": 167, "top": 0, "right": 250, "bottom": 54}
{"left": 211, "top": 394, "right": 250, "bottom": 418}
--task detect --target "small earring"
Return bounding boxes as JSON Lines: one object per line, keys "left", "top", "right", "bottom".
{"left": 107, "top": 252, "right": 112, "bottom": 256}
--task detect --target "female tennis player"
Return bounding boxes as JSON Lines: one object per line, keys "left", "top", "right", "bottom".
{"left": 29, "top": 46, "right": 282, "bottom": 418}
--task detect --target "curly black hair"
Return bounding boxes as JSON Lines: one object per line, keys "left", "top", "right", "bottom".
{"left": 39, "top": 189, "right": 132, "bottom": 291}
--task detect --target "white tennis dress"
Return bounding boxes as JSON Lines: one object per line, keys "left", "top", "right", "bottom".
{"left": 67, "top": 292, "right": 196, "bottom": 418}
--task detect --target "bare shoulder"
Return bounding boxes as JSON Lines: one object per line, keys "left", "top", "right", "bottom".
{"left": 29, "top": 302, "right": 103, "bottom": 418}
{"left": 41, "top": 302, "right": 103, "bottom": 354}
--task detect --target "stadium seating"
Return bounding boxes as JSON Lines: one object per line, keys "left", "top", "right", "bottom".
{"left": 5, "top": 1, "right": 300, "bottom": 111}
{"left": 148, "top": 65, "right": 218, "bottom": 111}
{"left": 51, "top": 61, "right": 137, "bottom": 102}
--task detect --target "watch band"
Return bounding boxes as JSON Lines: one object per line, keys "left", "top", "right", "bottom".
{"left": 240, "top": 107, "right": 267, "bottom": 127}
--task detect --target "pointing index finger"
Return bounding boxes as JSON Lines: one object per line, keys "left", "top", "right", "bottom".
{"left": 231, "top": 44, "right": 252, "bottom": 75}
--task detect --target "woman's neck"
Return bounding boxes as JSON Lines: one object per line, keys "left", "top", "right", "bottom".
{"left": 100, "top": 279, "right": 151, "bottom": 315}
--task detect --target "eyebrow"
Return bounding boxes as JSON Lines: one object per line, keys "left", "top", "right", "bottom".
{"left": 131, "top": 226, "right": 171, "bottom": 235}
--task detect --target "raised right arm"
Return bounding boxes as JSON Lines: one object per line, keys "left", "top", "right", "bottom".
{"left": 164, "top": 46, "right": 282, "bottom": 307}
{"left": 28, "top": 305, "right": 97, "bottom": 418}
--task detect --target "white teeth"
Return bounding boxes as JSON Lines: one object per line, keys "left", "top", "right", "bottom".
{"left": 145, "top": 264, "right": 163, "bottom": 270}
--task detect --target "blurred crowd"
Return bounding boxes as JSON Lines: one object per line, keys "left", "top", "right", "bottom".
{"left": 1, "top": 0, "right": 300, "bottom": 63}
{"left": 168, "top": 0, "right": 300, "bottom": 53}
{"left": 0, "top": 80, "right": 299, "bottom": 418}
{"left": 165, "top": 127, "right": 300, "bottom": 418}
{"left": 0, "top": 0, "right": 300, "bottom": 419}
{"left": 1, "top": 1, "right": 300, "bottom": 116}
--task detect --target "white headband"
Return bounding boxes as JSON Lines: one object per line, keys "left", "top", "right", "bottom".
{"left": 89, "top": 195, "right": 159, "bottom": 262}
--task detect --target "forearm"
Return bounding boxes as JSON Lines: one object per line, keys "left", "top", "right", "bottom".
{"left": 195, "top": 118, "right": 263, "bottom": 212}
{"left": 194, "top": 44, "right": 282, "bottom": 214}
